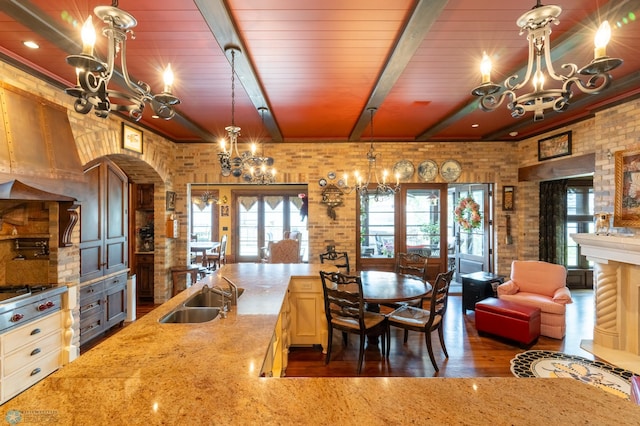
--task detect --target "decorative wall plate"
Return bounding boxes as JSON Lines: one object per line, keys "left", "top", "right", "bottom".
{"left": 417, "top": 160, "right": 438, "bottom": 182}
{"left": 393, "top": 160, "right": 415, "bottom": 181}
{"left": 318, "top": 178, "right": 327, "bottom": 187}
{"left": 440, "top": 159, "right": 462, "bottom": 182}
{"left": 327, "top": 171, "right": 336, "bottom": 180}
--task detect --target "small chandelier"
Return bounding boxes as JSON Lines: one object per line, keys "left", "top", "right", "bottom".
{"left": 343, "top": 108, "right": 399, "bottom": 201}
{"left": 243, "top": 107, "right": 276, "bottom": 184}
{"left": 218, "top": 45, "right": 245, "bottom": 177}
{"left": 65, "top": 1, "right": 180, "bottom": 121}
{"left": 471, "top": 1, "right": 622, "bottom": 122}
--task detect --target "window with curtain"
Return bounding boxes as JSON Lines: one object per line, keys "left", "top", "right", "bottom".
{"left": 190, "top": 191, "right": 218, "bottom": 242}
{"left": 566, "top": 179, "right": 594, "bottom": 268}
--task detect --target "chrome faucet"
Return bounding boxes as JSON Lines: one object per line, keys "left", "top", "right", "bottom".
{"left": 221, "top": 276, "right": 239, "bottom": 305}
{"left": 211, "top": 284, "right": 229, "bottom": 318}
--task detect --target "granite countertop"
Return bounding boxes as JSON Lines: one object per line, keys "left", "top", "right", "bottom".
{"left": 2, "top": 263, "right": 640, "bottom": 425}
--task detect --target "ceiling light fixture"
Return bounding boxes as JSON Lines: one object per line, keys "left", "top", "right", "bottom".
{"left": 471, "top": 1, "right": 622, "bottom": 122}
{"left": 343, "top": 107, "right": 399, "bottom": 201}
{"left": 218, "top": 45, "right": 243, "bottom": 177}
{"left": 65, "top": 0, "right": 180, "bottom": 121}
{"left": 23, "top": 41, "right": 39, "bottom": 49}
{"left": 243, "top": 107, "right": 276, "bottom": 184}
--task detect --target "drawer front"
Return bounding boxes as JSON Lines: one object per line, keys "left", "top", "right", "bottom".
{"left": 80, "top": 281, "right": 105, "bottom": 303}
{"left": 80, "top": 312, "right": 104, "bottom": 345}
{"left": 2, "top": 312, "right": 62, "bottom": 355}
{"left": 137, "top": 254, "right": 154, "bottom": 264}
{"left": 3, "top": 331, "right": 62, "bottom": 376}
{"left": 1, "top": 349, "right": 61, "bottom": 403}
{"left": 105, "top": 273, "right": 127, "bottom": 289}
{"left": 80, "top": 292, "right": 104, "bottom": 318}
{"left": 289, "top": 277, "right": 322, "bottom": 293}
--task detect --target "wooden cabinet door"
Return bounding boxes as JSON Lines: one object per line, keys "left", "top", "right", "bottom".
{"left": 135, "top": 254, "right": 154, "bottom": 302}
{"left": 80, "top": 159, "right": 128, "bottom": 282}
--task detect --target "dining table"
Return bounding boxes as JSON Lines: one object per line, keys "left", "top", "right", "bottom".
{"left": 356, "top": 270, "right": 432, "bottom": 347}
{"left": 190, "top": 241, "right": 221, "bottom": 269}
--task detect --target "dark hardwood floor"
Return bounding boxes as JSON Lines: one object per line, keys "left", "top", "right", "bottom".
{"left": 285, "top": 289, "right": 595, "bottom": 378}
{"left": 80, "top": 290, "right": 595, "bottom": 379}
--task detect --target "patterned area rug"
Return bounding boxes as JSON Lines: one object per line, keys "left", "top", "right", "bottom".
{"left": 510, "top": 350, "right": 636, "bottom": 400}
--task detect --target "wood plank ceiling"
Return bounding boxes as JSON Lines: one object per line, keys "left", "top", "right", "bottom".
{"left": 1, "top": 0, "right": 639, "bottom": 144}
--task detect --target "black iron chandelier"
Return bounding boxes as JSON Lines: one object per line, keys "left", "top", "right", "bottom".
{"left": 65, "top": 1, "right": 180, "bottom": 121}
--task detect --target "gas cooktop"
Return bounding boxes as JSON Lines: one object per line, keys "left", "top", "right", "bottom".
{"left": 0, "top": 284, "right": 58, "bottom": 303}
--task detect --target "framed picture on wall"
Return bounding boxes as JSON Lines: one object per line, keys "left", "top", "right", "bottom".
{"left": 614, "top": 149, "right": 640, "bottom": 227}
{"left": 503, "top": 186, "right": 515, "bottom": 211}
{"left": 166, "top": 191, "right": 176, "bottom": 211}
{"left": 538, "top": 131, "right": 571, "bottom": 161}
{"left": 122, "top": 123, "right": 143, "bottom": 153}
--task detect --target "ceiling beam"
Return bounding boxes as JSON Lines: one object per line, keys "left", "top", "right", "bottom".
{"left": 348, "top": 0, "right": 450, "bottom": 141}
{"left": 416, "top": 0, "right": 640, "bottom": 141}
{"left": 2, "top": 0, "right": 214, "bottom": 143}
{"left": 194, "top": 0, "right": 283, "bottom": 142}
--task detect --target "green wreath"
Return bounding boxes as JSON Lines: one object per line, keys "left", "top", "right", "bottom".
{"left": 454, "top": 196, "right": 482, "bottom": 231}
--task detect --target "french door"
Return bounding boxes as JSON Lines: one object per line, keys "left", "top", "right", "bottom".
{"left": 357, "top": 183, "right": 448, "bottom": 278}
{"left": 449, "top": 184, "right": 494, "bottom": 279}
{"left": 235, "top": 189, "right": 308, "bottom": 263}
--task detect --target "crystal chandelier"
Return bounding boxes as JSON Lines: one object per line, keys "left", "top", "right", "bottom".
{"left": 218, "top": 48, "right": 276, "bottom": 183}
{"left": 343, "top": 108, "right": 399, "bottom": 201}
{"left": 243, "top": 107, "right": 276, "bottom": 184}
{"left": 65, "top": 1, "right": 180, "bottom": 121}
{"left": 471, "top": 1, "right": 622, "bottom": 122}
{"left": 218, "top": 46, "right": 246, "bottom": 177}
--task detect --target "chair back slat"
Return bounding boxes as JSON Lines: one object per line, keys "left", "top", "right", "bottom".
{"left": 319, "top": 251, "right": 350, "bottom": 272}
{"left": 395, "top": 252, "right": 430, "bottom": 282}
{"left": 320, "top": 271, "right": 365, "bottom": 326}
{"left": 428, "top": 269, "right": 454, "bottom": 322}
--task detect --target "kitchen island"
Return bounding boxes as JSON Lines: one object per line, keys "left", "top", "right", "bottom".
{"left": 2, "top": 263, "right": 640, "bottom": 425}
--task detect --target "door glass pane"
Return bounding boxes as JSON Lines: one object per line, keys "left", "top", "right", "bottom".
{"left": 458, "top": 188, "right": 484, "bottom": 257}
{"left": 360, "top": 194, "right": 395, "bottom": 258}
{"left": 191, "top": 202, "right": 213, "bottom": 242}
{"left": 264, "top": 196, "right": 284, "bottom": 243}
{"left": 406, "top": 189, "right": 440, "bottom": 257}
{"left": 289, "top": 198, "right": 309, "bottom": 262}
{"left": 238, "top": 196, "right": 259, "bottom": 256}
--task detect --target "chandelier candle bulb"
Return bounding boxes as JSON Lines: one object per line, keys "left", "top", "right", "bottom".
{"left": 480, "top": 52, "right": 492, "bottom": 84}
{"left": 163, "top": 64, "right": 174, "bottom": 93}
{"left": 594, "top": 21, "right": 611, "bottom": 59}
{"left": 382, "top": 169, "right": 388, "bottom": 184}
{"left": 80, "top": 16, "right": 95, "bottom": 56}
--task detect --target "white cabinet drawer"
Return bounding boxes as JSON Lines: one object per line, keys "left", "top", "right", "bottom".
{"left": 289, "top": 277, "right": 321, "bottom": 293}
{"left": 2, "top": 312, "right": 62, "bottom": 355}
{"left": 2, "top": 349, "right": 61, "bottom": 403}
{"left": 3, "top": 331, "right": 62, "bottom": 377}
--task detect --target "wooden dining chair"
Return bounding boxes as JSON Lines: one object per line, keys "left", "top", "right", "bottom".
{"left": 319, "top": 250, "right": 350, "bottom": 272}
{"left": 391, "top": 252, "right": 432, "bottom": 340}
{"left": 319, "top": 271, "right": 389, "bottom": 375}
{"left": 387, "top": 269, "right": 454, "bottom": 372}
{"left": 209, "top": 234, "right": 227, "bottom": 270}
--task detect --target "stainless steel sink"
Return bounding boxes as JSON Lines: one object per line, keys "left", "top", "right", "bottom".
{"left": 159, "top": 307, "right": 220, "bottom": 323}
{"left": 183, "top": 287, "right": 245, "bottom": 307}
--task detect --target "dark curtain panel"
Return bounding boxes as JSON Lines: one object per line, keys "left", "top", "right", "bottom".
{"left": 539, "top": 179, "right": 568, "bottom": 264}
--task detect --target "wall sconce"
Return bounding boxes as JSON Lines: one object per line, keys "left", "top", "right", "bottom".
{"left": 321, "top": 184, "right": 344, "bottom": 220}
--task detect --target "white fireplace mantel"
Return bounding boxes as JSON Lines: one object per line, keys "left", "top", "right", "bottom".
{"left": 571, "top": 233, "right": 640, "bottom": 373}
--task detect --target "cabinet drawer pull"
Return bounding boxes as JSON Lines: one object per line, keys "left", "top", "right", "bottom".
{"left": 30, "top": 328, "right": 41, "bottom": 336}
{"left": 31, "top": 348, "right": 41, "bottom": 356}
{"left": 30, "top": 367, "right": 42, "bottom": 376}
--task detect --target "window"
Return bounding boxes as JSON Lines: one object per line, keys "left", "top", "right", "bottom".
{"left": 566, "top": 179, "right": 594, "bottom": 268}
{"left": 190, "top": 191, "right": 218, "bottom": 242}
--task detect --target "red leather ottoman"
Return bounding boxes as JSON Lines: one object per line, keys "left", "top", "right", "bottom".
{"left": 631, "top": 376, "right": 640, "bottom": 405}
{"left": 475, "top": 298, "right": 541, "bottom": 346}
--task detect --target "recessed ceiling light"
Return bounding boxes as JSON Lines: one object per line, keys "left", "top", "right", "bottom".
{"left": 23, "top": 41, "right": 39, "bottom": 49}
{"left": 471, "top": 123, "right": 479, "bottom": 128}
{"left": 509, "top": 131, "right": 518, "bottom": 137}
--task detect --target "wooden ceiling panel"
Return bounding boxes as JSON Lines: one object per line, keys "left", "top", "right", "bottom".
{"left": 1, "top": 0, "right": 638, "bottom": 143}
